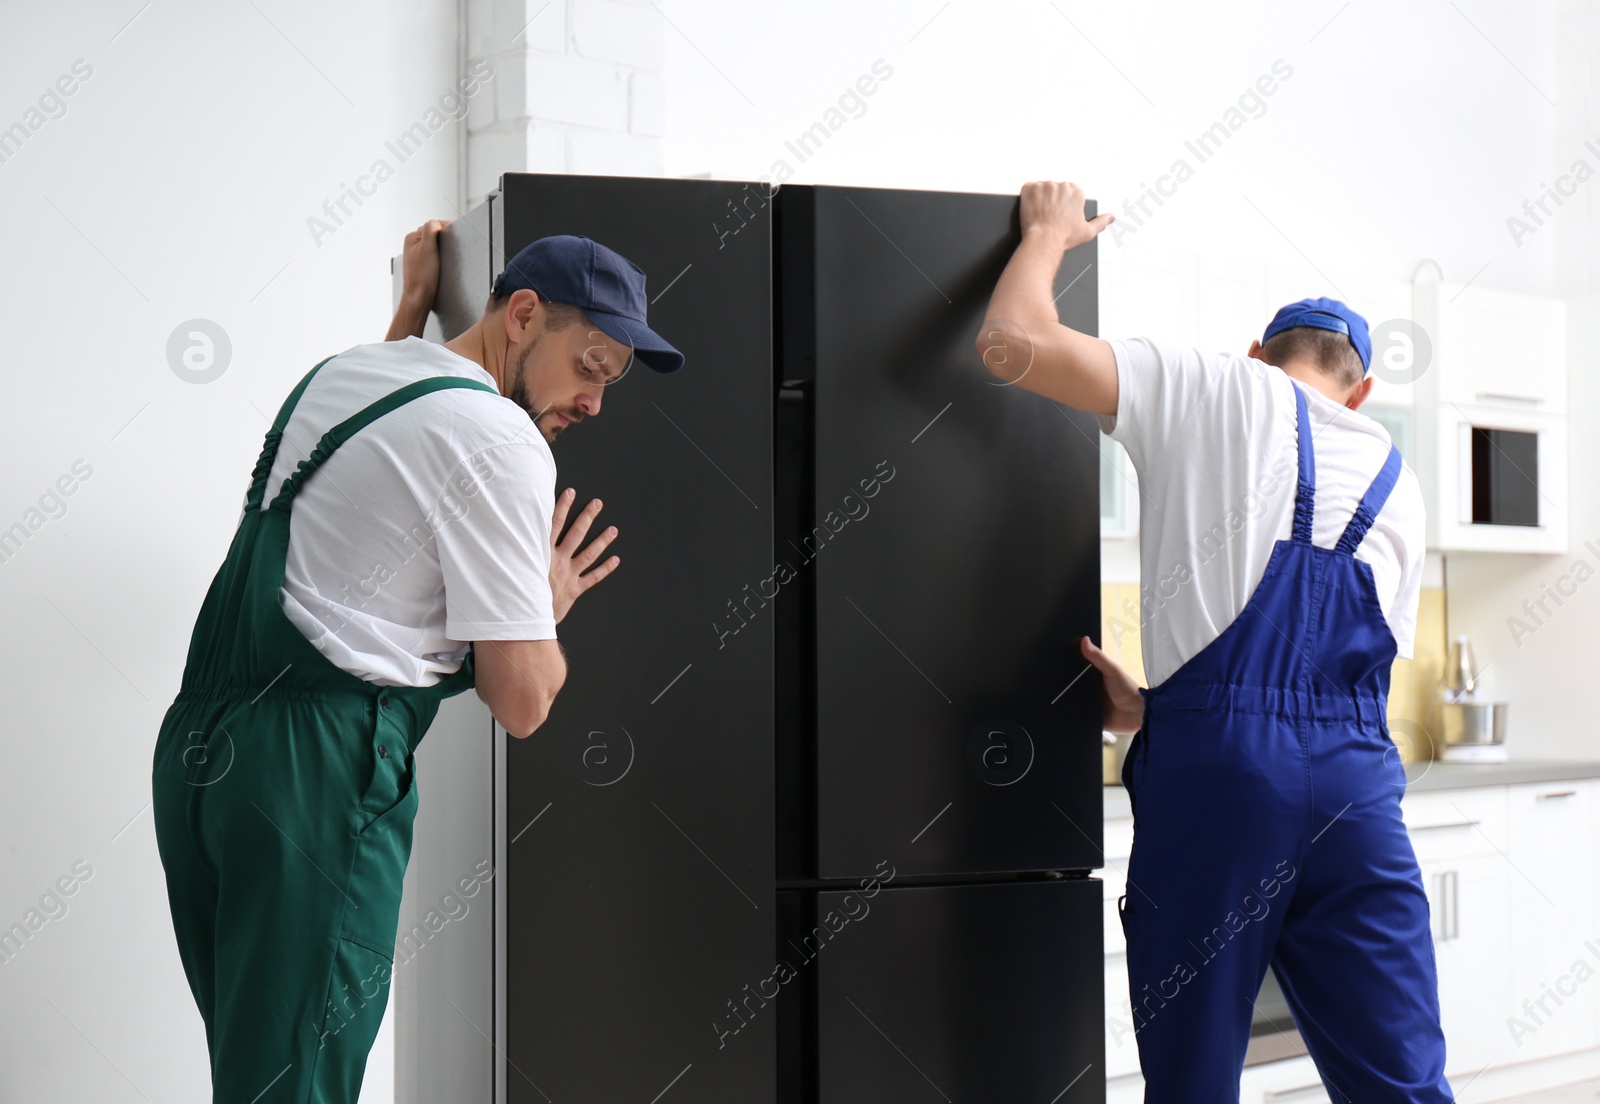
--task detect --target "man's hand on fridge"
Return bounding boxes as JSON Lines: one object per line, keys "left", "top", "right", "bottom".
{"left": 549, "top": 488, "right": 620, "bottom": 624}
{"left": 1080, "top": 635, "right": 1145, "bottom": 735}
{"left": 1019, "top": 181, "right": 1114, "bottom": 252}
{"left": 385, "top": 218, "right": 451, "bottom": 341}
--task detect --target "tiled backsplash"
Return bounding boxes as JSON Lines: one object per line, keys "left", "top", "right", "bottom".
{"left": 1388, "top": 587, "right": 1447, "bottom": 762}
{"left": 1098, "top": 584, "right": 1448, "bottom": 773}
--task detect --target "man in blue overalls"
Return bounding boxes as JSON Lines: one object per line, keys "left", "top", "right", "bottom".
{"left": 979, "top": 181, "right": 1451, "bottom": 1101}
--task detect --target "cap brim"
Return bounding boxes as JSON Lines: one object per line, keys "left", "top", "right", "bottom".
{"left": 583, "top": 309, "right": 685, "bottom": 374}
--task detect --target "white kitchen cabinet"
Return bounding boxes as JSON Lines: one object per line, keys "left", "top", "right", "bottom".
{"left": 1505, "top": 780, "right": 1599, "bottom": 1062}
{"left": 1418, "top": 851, "right": 1515, "bottom": 1074}
{"left": 1106, "top": 1071, "right": 1143, "bottom": 1104}
{"left": 1101, "top": 817, "right": 1134, "bottom": 955}
{"left": 1403, "top": 786, "right": 1510, "bottom": 859}
{"left": 1413, "top": 282, "right": 1568, "bottom": 414}
{"left": 1104, "top": 953, "right": 1140, "bottom": 1080}
{"left": 1401, "top": 785, "right": 1516, "bottom": 1073}
{"left": 1409, "top": 281, "right": 1571, "bottom": 554}
{"left": 1236, "top": 1056, "right": 1329, "bottom": 1103}
{"left": 1112, "top": 1054, "right": 1334, "bottom": 1104}
{"left": 1102, "top": 819, "right": 1141, "bottom": 1087}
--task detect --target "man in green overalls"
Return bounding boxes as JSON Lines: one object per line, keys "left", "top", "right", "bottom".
{"left": 151, "top": 223, "right": 684, "bottom": 1101}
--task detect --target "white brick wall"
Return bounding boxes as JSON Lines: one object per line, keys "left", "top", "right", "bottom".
{"left": 570, "top": 0, "right": 665, "bottom": 68}
{"left": 523, "top": 53, "right": 630, "bottom": 129}
{"left": 566, "top": 127, "right": 663, "bottom": 174}
{"left": 629, "top": 70, "right": 664, "bottom": 137}
{"left": 466, "top": 0, "right": 664, "bottom": 202}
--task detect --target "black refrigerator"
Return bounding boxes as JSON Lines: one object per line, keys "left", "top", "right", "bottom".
{"left": 409, "top": 173, "right": 1105, "bottom": 1104}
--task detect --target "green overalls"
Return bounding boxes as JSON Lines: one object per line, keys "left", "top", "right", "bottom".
{"left": 151, "top": 358, "right": 498, "bottom": 1102}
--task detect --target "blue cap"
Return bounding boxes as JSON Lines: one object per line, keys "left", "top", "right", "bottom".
{"left": 1262, "top": 297, "right": 1371, "bottom": 375}
{"left": 493, "top": 234, "right": 684, "bottom": 373}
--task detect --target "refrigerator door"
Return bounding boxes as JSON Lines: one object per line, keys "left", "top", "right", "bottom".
{"left": 777, "top": 185, "right": 1103, "bottom": 881}
{"left": 494, "top": 174, "right": 777, "bottom": 1103}
{"left": 799, "top": 879, "right": 1104, "bottom": 1103}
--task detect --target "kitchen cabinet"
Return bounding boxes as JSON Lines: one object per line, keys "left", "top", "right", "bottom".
{"left": 1103, "top": 769, "right": 1600, "bottom": 1100}
{"left": 1110, "top": 1052, "right": 1334, "bottom": 1104}
{"left": 1100, "top": 818, "right": 1139, "bottom": 1085}
{"left": 1104, "top": 954, "right": 1138, "bottom": 1081}
{"left": 1410, "top": 281, "right": 1571, "bottom": 554}
{"left": 1402, "top": 778, "right": 1515, "bottom": 1073}
{"left": 1236, "top": 1057, "right": 1330, "bottom": 1103}
{"left": 1413, "top": 282, "right": 1568, "bottom": 415}
{"left": 1418, "top": 851, "right": 1514, "bottom": 1073}
{"left": 1505, "top": 780, "right": 1599, "bottom": 1062}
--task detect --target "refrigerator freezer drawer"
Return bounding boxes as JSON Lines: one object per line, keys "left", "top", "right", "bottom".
{"left": 784, "top": 878, "right": 1104, "bottom": 1103}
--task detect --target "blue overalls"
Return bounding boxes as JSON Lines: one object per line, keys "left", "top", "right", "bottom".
{"left": 1118, "top": 383, "right": 1453, "bottom": 1102}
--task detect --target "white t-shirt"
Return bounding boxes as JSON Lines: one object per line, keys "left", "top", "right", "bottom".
{"left": 250, "top": 337, "right": 558, "bottom": 687}
{"left": 1098, "top": 338, "right": 1426, "bottom": 689}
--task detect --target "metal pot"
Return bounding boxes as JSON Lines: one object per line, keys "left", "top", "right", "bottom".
{"left": 1441, "top": 700, "right": 1508, "bottom": 746}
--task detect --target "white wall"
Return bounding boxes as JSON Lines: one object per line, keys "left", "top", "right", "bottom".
{"left": 660, "top": 0, "right": 1558, "bottom": 295}
{"left": 0, "top": 2, "right": 460, "bottom": 1100}
{"left": 659, "top": 0, "right": 1600, "bottom": 759}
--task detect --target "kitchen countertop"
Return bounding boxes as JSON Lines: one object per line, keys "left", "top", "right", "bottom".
{"left": 1102, "top": 758, "right": 1600, "bottom": 820}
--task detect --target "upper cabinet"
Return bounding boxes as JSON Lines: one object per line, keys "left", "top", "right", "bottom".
{"left": 1417, "top": 283, "right": 1568, "bottom": 414}
{"left": 1413, "top": 282, "right": 1570, "bottom": 554}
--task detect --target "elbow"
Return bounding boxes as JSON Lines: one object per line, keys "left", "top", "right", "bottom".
{"left": 477, "top": 639, "right": 567, "bottom": 739}
{"left": 975, "top": 318, "right": 1029, "bottom": 384}
{"left": 508, "top": 693, "right": 554, "bottom": 739}
{"left": 511, "top": 660, "right": 567, "bottom": 738}
{"left": 485, "top": 686, "right": 556, "bottom": 739}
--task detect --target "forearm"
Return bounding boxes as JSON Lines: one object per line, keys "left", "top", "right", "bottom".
{"left": 385, "top": 296, "right": 430, "bottom": 341}
{"left": 982, "top": 226, "right": 1071, "bottom": 335}
{"left": 976, "top": 230, "right": 1117, "bottom": 413}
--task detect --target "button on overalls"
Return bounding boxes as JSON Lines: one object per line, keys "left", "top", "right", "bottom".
{"left": 1119, "top": 383, "right": 1453, "bottom": 1102}
{"left": 152, "top": 359, "right": 498, "bottom": 1102}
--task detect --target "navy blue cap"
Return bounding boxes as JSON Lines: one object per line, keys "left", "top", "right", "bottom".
{"left": 1262, "top": 297, "right": 1372, "bottom": 375}
{"left": 493, "top": 234, "right": 684, "bottom": 373}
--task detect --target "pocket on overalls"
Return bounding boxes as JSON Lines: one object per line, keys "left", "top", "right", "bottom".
{"left": 358, "top": 698, "right": 413, "bottom": 827}
{"left": 356, "top": 758, "right": 416, "bottom": 837}
{"left": 341, "top": 756, "right": 418, "bottom": 958}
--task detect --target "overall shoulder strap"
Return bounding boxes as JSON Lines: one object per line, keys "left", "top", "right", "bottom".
{"left": 1334, "top": 445, "right": 1403, "bottom": 555}
{"left": 245, "top": 356, "right": 337, "bottom": 512}
{"left": 267, "top": 375, "right": 500, "bottom": 511}
{"left": 1291, "top": 382, "right": 1316, "bottom": 544}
